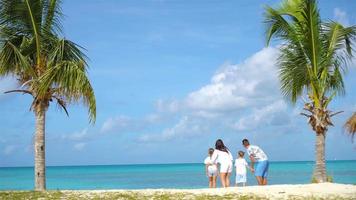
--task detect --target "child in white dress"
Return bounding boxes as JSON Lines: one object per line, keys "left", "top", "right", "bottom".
{"left": 204, "top": 148, "right": 218, "bottom": 188}
{"left": 235, "top": 151, "right": 252, "bottom": 186}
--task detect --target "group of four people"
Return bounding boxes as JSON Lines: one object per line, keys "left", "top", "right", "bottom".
{"left": 204, "top": 139, "right": 269, "bottom": 188}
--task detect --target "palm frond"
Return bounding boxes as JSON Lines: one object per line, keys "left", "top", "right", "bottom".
{"left": 47, "top": 38, "right": 88, "bottom": 65}
{"left": 0, "top": 0, "right": 95, "bottom": 124}
{"left": 0, "top": 39, "right": 34, "bottom": 77}
{"left": 42, "top": 0, "right": 63, "bottom": 34}
{"left": 52, "top": 95, "right": 69, "bottom": 116}
{"left": 4, "top": 89, "right": 33, "bottom": 96}
{"left": 278, "top": 43, "right": 309, "bottom": 102}
{"left": 344, "top": 113, "right": 356, "bottom": 141}
{"left": 38, "top": 60, "right": 96, "bottom": 123}
{"left": 264, "top": 0, "right": 355, "bottom": 107}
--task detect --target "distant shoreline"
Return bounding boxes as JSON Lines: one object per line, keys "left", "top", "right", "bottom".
{"left": 2, "top": 159, "right": 356, "bottom": 168}
{"left": 1, "top": 183, "right": 355, "bottom": 200}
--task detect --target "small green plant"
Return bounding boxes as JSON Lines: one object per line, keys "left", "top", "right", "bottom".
{"left": 311, "top": 176, "right": 318, "bottom": 183}
{"left": 327, "top": 175, "right": 333, "bottom": 183}
{"left": 311, "top": 174, "right": 333, "bottom": 183}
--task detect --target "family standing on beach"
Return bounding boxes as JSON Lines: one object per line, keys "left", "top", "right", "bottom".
{"left": 204, "top": 139, "right": 269, "bottom": 188}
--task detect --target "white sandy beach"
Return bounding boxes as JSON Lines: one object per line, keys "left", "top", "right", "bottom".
{"left": 63, "top": 183, "right": 356, "bottom": 199}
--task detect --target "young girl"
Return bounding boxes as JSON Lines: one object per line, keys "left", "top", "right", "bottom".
{"left": 235, "top": 151, "right": 252, "bottom": 186}
{"left": 204, "top": 148, "right": 218, "bottom": 188}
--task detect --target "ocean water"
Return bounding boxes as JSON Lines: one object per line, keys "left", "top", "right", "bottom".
{"left": 0, "top": 160, "right": 355, "bottom": 190}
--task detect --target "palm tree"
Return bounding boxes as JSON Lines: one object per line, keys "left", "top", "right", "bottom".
{"left": 264, "top": 0, "right": 356, "bottom": 182}
{"left": 345, "top": 113, "right": 356, "bottom": 141}
{"left": 0, "top": 0, "right": 96, "bottom": 190}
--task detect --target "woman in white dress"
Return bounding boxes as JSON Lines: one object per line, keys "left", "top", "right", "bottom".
{"left": 211, "top": 139, "right": 233, "bottom": 188}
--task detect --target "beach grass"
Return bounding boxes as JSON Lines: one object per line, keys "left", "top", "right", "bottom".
{"left": 0, "top": 191, "right": 256, "bottom": 200}
{"left": 0, "top": 191, "right": 354, "bottom": 200}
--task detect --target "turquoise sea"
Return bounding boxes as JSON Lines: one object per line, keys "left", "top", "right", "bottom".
{"left": 0, "top": 160, "right": 355, "bottom": 190}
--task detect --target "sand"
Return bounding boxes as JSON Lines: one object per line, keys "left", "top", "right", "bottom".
{"left": 2, "top": 183, "right": 355, "bottom": 199}
{"left": 63, "top": 183, "right": 356, "bottom": 199}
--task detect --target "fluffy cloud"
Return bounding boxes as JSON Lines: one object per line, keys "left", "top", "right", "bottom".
{"left": 333, "top": 8, "right": 349, "bottom": 26}
{"left": 100, "top": 115, "right": 133, "bottom": 133}
{"left": 232, "top": 100, "right": 289, "bottom": 131}
{"left": 138, "top": 47, "right": 293, "bottom": 142}
{"left": 100, "top": 113, "right": 170, "bottom": 133}
{"left": 100, "top": 115, "right": 148, "bottom": 134}
{"left": 155, "top": 47, "right": 281, "bottom": 117}
{"left": 137, "top": 115, "right": 210, "bottom": 142}
{"left": 184, "top": 47, "right": 280, "bottom": 113}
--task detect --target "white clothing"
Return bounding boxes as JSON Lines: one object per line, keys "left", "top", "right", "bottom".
{"left": 220, "top": 161, "right": 233, "bottom": 173}
{"left": 235, "top": 173, "right": 247, "bottom": 183}
{"left": 204, "top": 156, "right": 218, "bottom": 176}
{"left": 246, "top": 145, "right": 268, "bottom": 161}
{"left": 211, "top": 149, "right": 233, "bottom": 164}
{"left": 235, "top": 158, "right": 248, "bottom": 175}
{"left": 211, "top": 149, "right": 233, "bottom": 173}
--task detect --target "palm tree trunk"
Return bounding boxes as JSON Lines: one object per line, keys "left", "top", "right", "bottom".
{"left": 313, "top": 131, "right": 327, "bottom": 182}
{"left": 34, "top": 102, "right": 47, "bottom": 191}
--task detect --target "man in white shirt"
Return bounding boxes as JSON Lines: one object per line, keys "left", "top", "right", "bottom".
{"left": 242, "top": 139, "right": 269, "bottom": 185}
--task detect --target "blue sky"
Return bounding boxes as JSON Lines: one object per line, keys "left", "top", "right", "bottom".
{"left": 0, "top": 0, "right": 356, "bottom": 167}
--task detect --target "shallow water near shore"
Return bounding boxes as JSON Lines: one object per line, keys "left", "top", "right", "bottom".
{"left": 0, "top": 160, "right": 355, "bottom": 190}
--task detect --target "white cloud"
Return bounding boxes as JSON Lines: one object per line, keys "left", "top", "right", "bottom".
{"left": 157, "top": 47, "right": 280, "bottom": 115}
{"left": 3, "top": 145, "right": 17, "bottom": 155}
{"left": 144, "top": 113, "right": 164, "bottom": 123}
{"left": 232, "top": 100, "right": 289, "bottom": 131}
{"left": 333, "top": 8, "right": 349, "bottom": 26}
{"left": 155, "top": 99, "right": 181, "bottom": 113}
{"left": 101, "top": 113, "right": 168, "bottom": 134}
{"left": 61, "top": 129, "right": 89, "bottom": 141}
{"left": 138, "top": 115, "right": 210, "bottom": 142}
{"left": 73, "top": 142, "right": 86, "bottom": 151}
{"left": 100, "top": 115, "right": 132, "bottom": 133}
{"left": 138, "top": 47, "right": 292, "bottom": 142}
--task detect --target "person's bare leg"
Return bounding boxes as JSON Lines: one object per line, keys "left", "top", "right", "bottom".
{"left": 226, "top": 173, "right": 231, "bottom": 187}
{"left": 256, "top": 176, "right": 263, "bottom": 185}
{"left": 212, "top": 176, "right": 217, "bottom": 188}
{"left": 209, "top": 177, "right": 213, "bottom": 188}
{"left": 220, "top": 173, "right": 227, "bottom": 188}
{"left": 262, "top": 178, "right": 267, "bottom": 185}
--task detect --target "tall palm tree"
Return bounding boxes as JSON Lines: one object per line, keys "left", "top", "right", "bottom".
{"left": 264, "top": 0, "right": 356, "bottom": 182}
{"left": 0, "top": 0, "right": 96, "bottom": 190}
{"left": 345, "top": 113, "right": 356, "bottom": 141}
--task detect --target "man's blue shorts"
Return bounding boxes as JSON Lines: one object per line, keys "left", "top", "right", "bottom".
{"left": 255, "top": 160, "right": 269, "bottom": 178}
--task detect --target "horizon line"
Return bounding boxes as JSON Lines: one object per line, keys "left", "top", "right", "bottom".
{"left": 1, "top": 159, "right": 355, "bottom": 168}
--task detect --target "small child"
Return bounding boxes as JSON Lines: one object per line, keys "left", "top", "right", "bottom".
{"left": 204, "top": 148, "right": 218, "bottom": 188}
{"left": 235, "top": 151, "right": 252, "bottom": 186}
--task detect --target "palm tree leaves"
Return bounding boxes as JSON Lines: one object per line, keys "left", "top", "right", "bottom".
{"left": 39, "top": 60, "right": 96, "bottom": 123}
{"left": 264, "top": 0, "right": 356, "bottom": 106}
{"left": 43, "top": 0, "right": 63, "bottom": 34}
{"left": 300, "top": 0, "right": 321, "bottom": 73}
{"left": 0, "top": 0, "right": 96, "bottom": 123}
{"left": 47, "top": 38, "right": 88, "bottom": 65}
{"left": 344, "top": 113, "right": 356, "bottom": 141}
{"left": 278, "top": 43, "right": 309, "bottom": 103}
{"left": 0, "top": 0, "right": 62, "bottom": 36}
{"left": 0, "top": 39, "right": 34, "bottom": 77}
